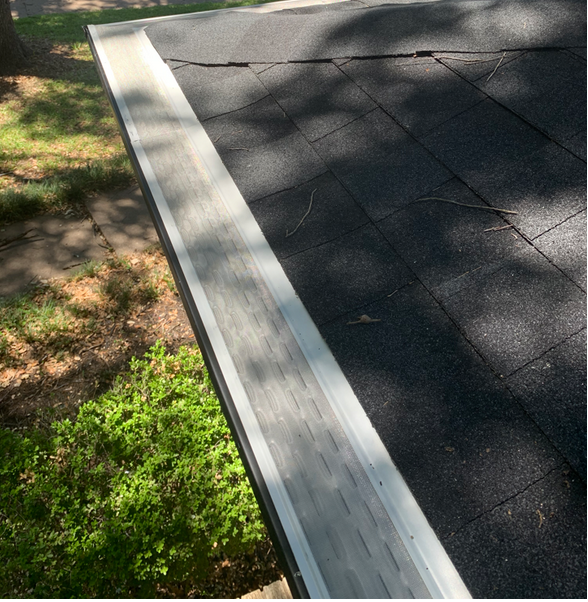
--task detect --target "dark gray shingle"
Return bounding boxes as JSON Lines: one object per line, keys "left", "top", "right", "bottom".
{"left": 313, "top": 108, "right": 452, "bottom": 220}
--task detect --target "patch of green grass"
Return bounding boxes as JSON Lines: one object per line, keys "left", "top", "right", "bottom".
{"left": 0, "top": 39, "right": 134, "bottom": 224}
{"left": 71, "top": 259, "right": 102, "bottom": 281}
{"left": 0, "top": 254, "right": 169, "bottom": 366}
{"left": 0, "top": 342, "right": 265, "bottom": 597}
{"left": 101, "top": 275, "right": 133, "bottom": 313}
{"left": 138, "top": 277, "right": 161, "bottom": 303}
{"left": 14, "top": 1, "right": 280, "bottom": 45}
{"left": 163, "top": 271, "right": 178, "bottom": 295}
{"left": 100, "top": 270, "right": 161, "bottom": 314}
{"left": 0, "top": 294, "right": 81, "bottom": 357}
{"left": 0, "top": 155, "right": 134, "bottom": 224}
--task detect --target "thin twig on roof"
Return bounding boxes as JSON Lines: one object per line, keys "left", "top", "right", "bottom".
{"left": 456, "top": 266, "right": 482, "bottom": 280}
{"left": 486, "top": 51, "right": 507, "bottom": 82}
{"left": 286, "top": 189, "right": 317, "bottom": 238}
{"left": 409, "top": 196, "right": 517, "bottom": 214}
{"left": 484, "top": 224, "right": 514, "bottom": 232}
{"left": 434, "top": 55, "right": 506, "bottom": 64}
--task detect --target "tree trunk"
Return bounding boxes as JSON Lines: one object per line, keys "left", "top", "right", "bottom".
{"left": 0, "top": 0, "right": 29, "bottom": 75}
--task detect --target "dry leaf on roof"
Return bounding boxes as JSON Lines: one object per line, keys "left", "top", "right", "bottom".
{"left": 347, "top": 314, "right": 381, "bottom": 325}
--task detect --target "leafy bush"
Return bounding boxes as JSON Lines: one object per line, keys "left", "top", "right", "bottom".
{"left": 0, "top": 343, "right": 265, "bottom": 597}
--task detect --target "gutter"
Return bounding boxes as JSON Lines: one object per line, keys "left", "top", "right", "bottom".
{"left": 84, "top": 25, "right": 310, "bottom": 597}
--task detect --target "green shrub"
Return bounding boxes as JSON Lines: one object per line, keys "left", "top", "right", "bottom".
{"left": 0, "top": 343, "right": 265, "bottom": 597}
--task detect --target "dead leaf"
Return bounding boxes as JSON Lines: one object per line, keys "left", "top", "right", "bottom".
{"left": 347, "top": 314, "right": 382, "bottom": 325}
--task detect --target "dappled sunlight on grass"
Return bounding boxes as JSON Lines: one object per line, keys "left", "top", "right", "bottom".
{"left": 0, "top": 75, "right": 123, "bottom": 184}
{"left": 1, "top": 1, "right": 283, "bottom": 223}
{"left": 0, "top": 38, "right": 134, "bottom": 222}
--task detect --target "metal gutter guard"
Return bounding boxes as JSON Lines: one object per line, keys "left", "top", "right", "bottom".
{"left": 85, "top": 2, "right": 471, "bottom": 597}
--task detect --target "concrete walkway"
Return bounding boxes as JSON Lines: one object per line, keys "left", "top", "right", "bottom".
{"left": 0, "top": 186, "right": 161, "bottom": 297}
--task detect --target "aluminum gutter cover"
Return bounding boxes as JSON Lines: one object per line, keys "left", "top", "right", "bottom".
{"left": 85, "top": 1, "right": 472, "bottom": 598}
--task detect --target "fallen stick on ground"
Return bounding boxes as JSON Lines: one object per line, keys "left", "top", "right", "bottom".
{"left": 0, "top": 228, "right": 37, "bottom": 249}
{"left": 80, "top": 340, "right": 105, "bottom": 355}
{"left": 286, "top": 188, "right": 317, "bottom": 237}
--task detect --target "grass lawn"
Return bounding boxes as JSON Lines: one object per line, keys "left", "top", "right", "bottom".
{"left": 0, "top": 0, "right": 278, "bottom": 225}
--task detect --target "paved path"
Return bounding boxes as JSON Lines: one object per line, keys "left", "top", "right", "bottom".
{"left": 10, "top": 0, "right": 227, "bottom": 19}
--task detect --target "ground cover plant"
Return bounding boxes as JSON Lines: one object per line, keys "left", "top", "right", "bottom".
{"left": 0, "top": 249, "right": 284, "bottom": 597}
{"left": 0, "top": 342, "right": 266, "bottom": 597}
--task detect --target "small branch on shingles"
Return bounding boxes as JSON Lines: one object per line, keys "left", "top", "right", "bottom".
{"left": 456, "top": 266, "right": 482, "bottom": 280}
{"left": 484, "top": 224, "right": 514, "bottom": 232}
{"left": 387, "top": 280, "right": 414, "bottom": 297}
{"left": 434, "top": 54, "right": 506, "bottom": 64}
{"left": 486, "top": 51, "right": 507, "bottom": 82}
{"left": 0, "top": 229, "right": 37, "bottom": 249}
{"left": 409, "top": 197, "right": 517, "bottom": 215}
{"left": 286, "top": 188, "right": 317, "bottom": 238}
{"left": 347, "top": 314, "right": 381, "bottom": 325}
{"left": 228, "top": 147, "right": 249, "bottom": 151}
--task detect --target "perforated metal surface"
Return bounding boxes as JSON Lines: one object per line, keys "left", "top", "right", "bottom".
{"left": 87, "top": 9, "right": 471, "bottom": 597}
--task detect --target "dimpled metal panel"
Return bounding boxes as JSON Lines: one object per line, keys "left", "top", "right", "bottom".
{"left": 95, "top": 23, "right": 431, "bottom": 599}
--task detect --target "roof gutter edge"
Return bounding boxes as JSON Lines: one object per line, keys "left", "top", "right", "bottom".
{"left": 84, "top": 23, "right": 310, "bottom": 599}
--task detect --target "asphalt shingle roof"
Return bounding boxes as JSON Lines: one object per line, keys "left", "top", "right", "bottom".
{"left": 138, "top": 0, "right": 588, "bottom": 596}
